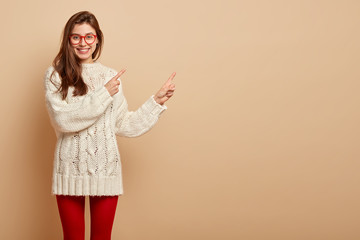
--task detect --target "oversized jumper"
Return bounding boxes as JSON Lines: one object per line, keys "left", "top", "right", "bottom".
{"left": 44, "top": 62, "right": 167, "bottom": 196}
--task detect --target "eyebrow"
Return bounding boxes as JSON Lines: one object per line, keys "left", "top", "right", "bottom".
{"left": 71, "top": 32, "right": 95, "bottom": 35}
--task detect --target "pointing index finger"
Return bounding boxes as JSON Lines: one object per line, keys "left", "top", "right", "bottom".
{"left": 166, "top": 72, "right": 176, "bottom": 84}
{"left": 115, "top": 69, "right": 126, "bottom": 79}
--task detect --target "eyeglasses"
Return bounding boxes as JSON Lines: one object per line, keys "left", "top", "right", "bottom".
{"left": 69, "top": 34, "right": 97, "bottom": 45}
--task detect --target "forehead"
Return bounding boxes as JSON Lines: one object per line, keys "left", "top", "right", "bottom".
{"left": 71, "top": 23, "right": 96, "bottom": 34}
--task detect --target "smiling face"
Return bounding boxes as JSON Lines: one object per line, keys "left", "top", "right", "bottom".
{"left": 70, "top": 23, "right": 99, "bottom": 64}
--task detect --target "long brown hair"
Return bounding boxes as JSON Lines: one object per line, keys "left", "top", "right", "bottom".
{"left": 50, "top": 11, "right": 104, "bottom": 100}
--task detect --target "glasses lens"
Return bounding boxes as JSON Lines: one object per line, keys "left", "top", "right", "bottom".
{"left": 85, "top": 34, "right": 95, "bottom": 44}
{"left": 70, "top": 35, "right": 80, "bottom": 45}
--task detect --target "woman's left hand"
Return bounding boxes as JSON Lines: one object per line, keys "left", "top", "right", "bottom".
{"left": 153, "top": 72, "right": 176, "bottom": 105}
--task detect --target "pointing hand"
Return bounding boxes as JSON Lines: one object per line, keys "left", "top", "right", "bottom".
{"left": 153, "top": 72, "right": 176, "bottom": 105}
{"left": 105, "top": 69, "right": 126, "bottom": 96}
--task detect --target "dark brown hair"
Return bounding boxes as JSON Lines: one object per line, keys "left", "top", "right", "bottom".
{"left": 50, "top": 11, "right": 104, "bottom": 100}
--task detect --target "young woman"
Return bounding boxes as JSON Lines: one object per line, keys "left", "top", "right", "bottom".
{"left": 44, "top": 11, "right": 176, "bottom": 240}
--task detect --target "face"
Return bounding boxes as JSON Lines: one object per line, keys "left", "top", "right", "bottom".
{"left": 70, "top": 23, "right": 99, "bottom": 64}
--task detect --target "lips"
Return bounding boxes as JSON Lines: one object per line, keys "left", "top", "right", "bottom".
{"left": 76, "top": 48, "right": 90, "bottom": 54}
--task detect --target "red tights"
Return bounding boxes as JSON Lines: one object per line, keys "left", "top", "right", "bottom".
{"left": 56, "top": 195, "right": 119, "bottom": 240}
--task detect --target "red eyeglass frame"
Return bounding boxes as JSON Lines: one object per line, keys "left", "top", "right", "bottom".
{"left": 69, "top": 34, "right": 97, "bottom": 45}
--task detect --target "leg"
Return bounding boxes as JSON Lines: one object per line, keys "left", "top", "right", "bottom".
{"left": 89, "top": 195, "right": 119, "bottom": 240}
{"left": 56, "top": 195, "right": 85, "bottom": 240}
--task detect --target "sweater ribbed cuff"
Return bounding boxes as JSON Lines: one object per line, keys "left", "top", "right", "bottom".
{"left": 143, "top": 95, "right": 167, "bottom": 116}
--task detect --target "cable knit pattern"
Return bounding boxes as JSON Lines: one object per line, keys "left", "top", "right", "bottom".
{"left": 44, "top": 62, "right": 167, "bottom": 196}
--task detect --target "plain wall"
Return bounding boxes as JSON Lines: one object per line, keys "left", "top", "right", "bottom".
{"left": 0, "top": 0, "right": 359, "bottom": 239}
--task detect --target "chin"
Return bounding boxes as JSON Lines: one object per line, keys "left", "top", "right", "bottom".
{"left": 78, "top": 56, "right": 93, "bottom": 62}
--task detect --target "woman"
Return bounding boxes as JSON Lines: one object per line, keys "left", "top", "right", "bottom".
{"left": 44, "top": 11, "right": 176, "bottom": 240}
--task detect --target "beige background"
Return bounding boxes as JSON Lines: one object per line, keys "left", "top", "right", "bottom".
{"left": 0, "top": 0, "right": 359, "bottom": 239}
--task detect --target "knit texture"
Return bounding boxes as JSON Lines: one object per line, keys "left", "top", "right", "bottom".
{"left": 44, "top": 62, "right": 167, "bottom": 196}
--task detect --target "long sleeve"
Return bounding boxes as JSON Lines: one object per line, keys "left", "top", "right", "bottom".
{"left": 114, "top": 80, "right": 167, "bottom": 138}
{"left": 43, "top": 66, "right": 113, "bottom": 133}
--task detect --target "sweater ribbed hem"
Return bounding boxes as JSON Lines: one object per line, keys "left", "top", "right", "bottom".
{"left": 52, "top": 174, "right": 123, "bottom": 196}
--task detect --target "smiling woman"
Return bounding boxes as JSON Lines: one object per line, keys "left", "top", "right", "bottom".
{"left": 44, "top": 10, "right": 176, "bottom": 240}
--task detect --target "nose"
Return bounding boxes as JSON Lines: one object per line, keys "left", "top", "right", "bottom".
{"left": 79, "top": 37, "right": 86, "bottom": 46}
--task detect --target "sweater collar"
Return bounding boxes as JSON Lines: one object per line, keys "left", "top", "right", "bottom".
{"left": 81, "top": 61, "right": 101, "bottom": 69}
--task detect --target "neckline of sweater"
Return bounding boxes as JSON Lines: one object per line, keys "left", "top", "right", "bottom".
{"left": 81, "top": 61, "right": 101, "bottom": 68}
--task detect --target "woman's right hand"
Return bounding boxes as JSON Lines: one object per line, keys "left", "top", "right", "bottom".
{"left": 105, "top": 69, "right": 126, "bottom": 96}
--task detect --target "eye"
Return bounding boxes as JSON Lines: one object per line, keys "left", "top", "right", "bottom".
{"left": 86, "top": 35, "right": 94, "bottom": 39}
{"left": 72, "top": 35, "right": 80, "bottom": 40}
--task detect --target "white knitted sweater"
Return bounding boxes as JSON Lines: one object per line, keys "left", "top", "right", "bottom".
{"left": 43, "top": 62, "right": 167, "bottom": 196}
